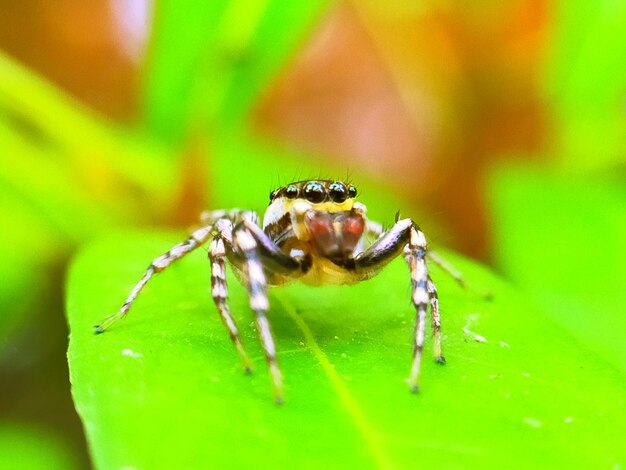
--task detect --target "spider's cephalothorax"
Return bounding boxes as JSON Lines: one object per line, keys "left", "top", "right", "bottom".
{"left": 96, "top": 179, "right": 463, "bottom": 403}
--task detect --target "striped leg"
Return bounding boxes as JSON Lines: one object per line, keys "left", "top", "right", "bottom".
{"left": 233, "top": 227, "right": 284, "bottom": 404}
{"left": 427, "top": 276, "right": 445, "bottom": 364}
{"left": 351, "top": 219, "right": 437, "bottom": 392}
{"left": 94, "top": 225, "right": 213, "bottom": 333}
{"left": 405, "top": 225, "right": 430, "bottom": 393}
{"left": 209, "top": 236, "right": 253, "bottom": 373}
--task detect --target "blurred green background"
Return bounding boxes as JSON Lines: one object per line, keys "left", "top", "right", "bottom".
{"left": 0, "top": 0, "right": 624, "bottom": 468}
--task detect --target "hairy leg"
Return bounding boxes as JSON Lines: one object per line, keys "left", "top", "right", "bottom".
{"left": 351, "top": 218, "right": 436, "bottom": 392}
{"left": 208, "top": 235, "right": 253, "bottom": 373}
{"left": 427, "top": 276, "right": 444, "bottom": 363}
{"left": 94, "top": 225, "right": 213, "bottom": 333}
{"left": 233, "top": 226, "right": 284, "bottom": 404}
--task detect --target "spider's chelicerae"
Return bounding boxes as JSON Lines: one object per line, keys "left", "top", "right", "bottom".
{"left": 96, "top": 179, "right": 465, "bottom": 403}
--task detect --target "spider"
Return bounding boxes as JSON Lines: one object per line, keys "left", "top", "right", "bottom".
{"left": 95, "top": 179, "right": 465, "bottom": 403}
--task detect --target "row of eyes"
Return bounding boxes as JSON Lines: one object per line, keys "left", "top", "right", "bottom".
{"left": 270, "top": 182, "right": 357, "bottom": 203}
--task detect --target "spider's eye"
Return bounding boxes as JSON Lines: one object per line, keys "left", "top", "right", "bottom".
{"left": 328, "top": 182, "right": 347, "bottom": 203}
{"left": 269, "top": 190, "right": 278, "bottom": 201}
{"left": 347, "top": 185, "right": 357, "bottom": 198}
{"left": 285, "top": 185, "right": 299, "bottom": 199}
{"left": 304, "top": 182, "right": 326, "bottom": 203}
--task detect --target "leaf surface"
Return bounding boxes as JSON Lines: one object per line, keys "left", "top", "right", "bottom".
{"left": 543, "top": 0, "right": 626, "bottom": 171}
{"left": 488, "top": 165, "right": 626, "bottom": 373}
{"left": 67, "top": 232, "right": 625, "bottom": 469}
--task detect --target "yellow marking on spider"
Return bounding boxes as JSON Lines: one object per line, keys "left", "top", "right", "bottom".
{"left": 288, "top": 199, "right": 354, "bottom": 212}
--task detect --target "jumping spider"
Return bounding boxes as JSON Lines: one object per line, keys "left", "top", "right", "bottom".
{"left": 96, "top": 180, "right": 465, "bottom": 403}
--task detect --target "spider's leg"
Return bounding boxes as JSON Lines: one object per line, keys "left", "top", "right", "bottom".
{"left": 427, "top": 276, "right": 445, "bottom": 363}
{"left": 365, "top": 220, "right": 383, "bottom": 238}
{"left": 94, "top": 226, "right": 212, "bottom": 333}
{"left": 428, "top": 250, "right": 493, "bottom": 300}
{"left": 351, "top": 219, "right": 432, "bottom": 392}
{"left": 427, "top": 250, "right": 466, "bottom": 289}
{"left": 351, "top": 219, "right": 412, "bottom": 271}
{"left": 404, "top": 225, "right": 431, "bottom": 393}
{"left": 233, "top": 226, "right": 284, "bottom": 404}
{"left": 209, "top": 236, "right": 253, "bottom": 373}
{"left": 241, "top": 220, "right": 310, "bottom": 278}
{"left": 201, "top": 209, "right": 259, "bottom": 227}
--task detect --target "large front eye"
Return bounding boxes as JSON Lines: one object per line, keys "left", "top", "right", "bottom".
{"left": 285, "top": 185, "right": 299, "bottom": 199}
{"left": 304, "top": 182, "right": 326, "bottom": 203}
{"left": 328, "top": 182, "right": 347, "bottom": 203}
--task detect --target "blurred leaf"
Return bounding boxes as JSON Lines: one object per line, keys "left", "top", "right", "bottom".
{"left": 0, "top": 123, "right": 119, "bottom": 243}
{"left": 0, "top": 181, "right": 68, "bottom": 345}
{"left": 210, "top": 133, "right": 415, "bottom": 223}
{"left": 209, "top": 131, "right": 450, "bottom": 250}
{"left": 68, "top": 232, "right": 625, "bottom": 469}
{"left": 0, "top": 51, "right": 177, "bottom": 213}
{"left": 142, "top": 0, "right": 231, "bottom": 141}
{"left": 142, "top": 0, "right": 329, "bottom": 142}
{"left": 0, "top": 423, "right": 78, "bottom": 470}
{"left": 0, "top": 51, "right": 179, "bottom": 353}
{"left": 215, "top": 1, "right": 330, "bottom": 128}
{"left": 488, "top": 164, "right": 626, "bottom": 374}
{"left": 543, "top": 0, "right": 626, "bottom": 171}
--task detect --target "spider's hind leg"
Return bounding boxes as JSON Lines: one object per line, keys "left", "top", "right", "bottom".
{"left": 427, "top": 276, "right": 445, "bottom": 364}
{"left": 209, "top": 236, "right": 253, "bottom": 373}
{"left": 428, "top": 250, "right": 492, "bottom": 300}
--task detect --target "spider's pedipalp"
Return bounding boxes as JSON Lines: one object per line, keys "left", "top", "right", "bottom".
{"left": 233, "top": 226, "right": 284, "bottom": 404}
{"left": 365, "top": 220, "right": 383, "bottom": 238}
{"left": 94, "top": 226, "right": 213, "bottom": 333}
{"left": 209, "top": 236, "right": 253, "bottom": 373}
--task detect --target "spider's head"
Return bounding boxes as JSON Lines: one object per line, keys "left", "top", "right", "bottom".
{"left": 264, "top": 181, "right": 357, "bottom": 228}
{"left": 264, "top": 180, "right": 365, "bottom": 258}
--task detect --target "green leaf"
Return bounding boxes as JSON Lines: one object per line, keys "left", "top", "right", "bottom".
{"left": 210, "top": 133, "right": 420, "bottom": 224}
{"left": 488, "top": 164, "right": 626, "bottom": 374}
{"left": 543, "top": 0, "right": 626, "bottom": 171}
{"left": 142, "top": 0, "right": 329, "bottom": 142}
{"left": 0, "top": 51, "right": 176, "bottom": 204}
{"left": 0, "top": 52, "right": 177, "bottom": 344}
{"left": 0, "top": 423, "right": 79, "bottom": 470}
{"left": 68, "top": 232, "right": 625, "bottom": 468}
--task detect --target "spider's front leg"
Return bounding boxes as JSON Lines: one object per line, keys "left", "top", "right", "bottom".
{"left": 230, "top": 220, "right": 311, "bottom": 403}
{"left": 94, "top": 225, "right": 213, "bottom": 333}
{"left": 232, "top": 226, "right": 283, "bottom": 404}
{"left": 404, "top": 224, "right": 442, "bottom": 392}
{"left": 353, "top": 218, "right": 441, "bottom": 393}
